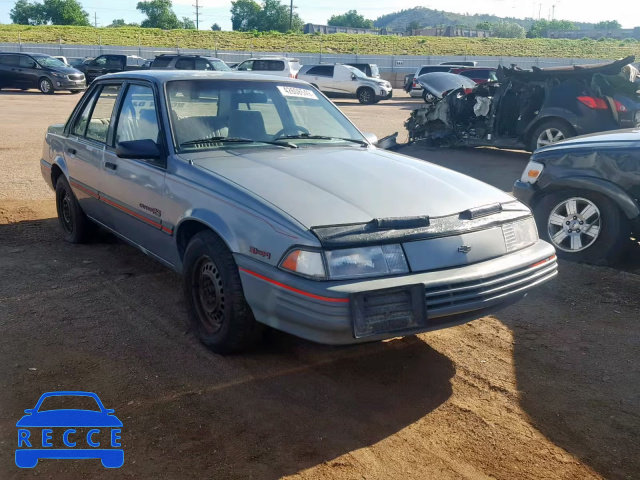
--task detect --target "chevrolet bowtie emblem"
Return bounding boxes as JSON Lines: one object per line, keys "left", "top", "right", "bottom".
{"left": 458, "top": 245, "right": 472, "bottom": 254}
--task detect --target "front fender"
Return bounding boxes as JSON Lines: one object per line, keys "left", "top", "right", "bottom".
{"left": 176, "top": 208, "right": 240, "bottom": 253}
{"left": 540, "top": 176, "right": 640, "bottom": 220}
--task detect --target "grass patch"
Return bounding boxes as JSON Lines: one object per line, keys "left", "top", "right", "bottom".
{"left": 0, "top": 25, "right": 639, "bottom": 59}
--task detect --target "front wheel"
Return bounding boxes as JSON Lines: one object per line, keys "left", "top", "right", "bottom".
{"left": 39, "top": 77, "right": 54, "bottom": 94}
{"left": 357, "top": 87, "right": 375, "bottom": 104}
{"left": 534, "top": 189, "right": 630, "bottom": 265}
{"left": 182, "top": 231, "right": 264, "bottom": 354}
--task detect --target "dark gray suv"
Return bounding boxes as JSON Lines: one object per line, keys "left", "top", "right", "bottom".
{"left": 150, "top": 54, "right": 231, "bottom": 72}
{"left": 0, "top": 52, "right": 86, "bottom": 94}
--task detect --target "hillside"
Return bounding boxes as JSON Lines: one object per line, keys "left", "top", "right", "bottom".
{"left": 0, "top": 25, "right": 638, "bottom": 60}
{"left": 373, "top": 7, "right": 594, "bottom": 31}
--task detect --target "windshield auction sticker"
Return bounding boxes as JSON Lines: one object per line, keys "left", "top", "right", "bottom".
{"left": 277, "top": 86, "right": 318, "bottom": 100}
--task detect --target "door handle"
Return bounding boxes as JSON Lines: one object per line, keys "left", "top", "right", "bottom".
{"left": 67, "top": 148, "right": 76, "bottom": 155}
{"left": 104, "top": 162, "right": 117, "bottom": 171}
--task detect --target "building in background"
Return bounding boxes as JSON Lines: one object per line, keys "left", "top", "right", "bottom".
{"left": 303, "top": 24, "right": 402, "bottom": 36}
{"left": 408, "top": 26, "right": 491, "bottom": 38}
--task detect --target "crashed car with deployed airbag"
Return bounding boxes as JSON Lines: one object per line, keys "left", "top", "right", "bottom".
{"left": 40, "top": 70, "right": 558, "bottom": 354}
{"left": 406, "top": 56, "right": 640, "bottom": 152}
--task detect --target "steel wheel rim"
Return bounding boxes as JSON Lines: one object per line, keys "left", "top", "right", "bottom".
{"left": 60, "top": 191, "right": 73, "bottom": 234}
{"left": 547, "top": 197, "right": 601, "bottom": 252}
{"left": 360, "top": 90, "right": 371, "bottom": 103}
{"left": 40, "top": 79, "right": 51, "bottom": 93}
{"left": 192, "top": 256, "right": 225, "bottom": 334}
{"left": 537, "top": 128, "right": 565, "bottom": 148}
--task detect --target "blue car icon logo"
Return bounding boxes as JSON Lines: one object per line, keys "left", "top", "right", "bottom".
{"left": 15, "top": 391, "right": 123, "bottom": 468}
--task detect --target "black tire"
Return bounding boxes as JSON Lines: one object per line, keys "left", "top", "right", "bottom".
{"left": 528, "top": 119, "right": 575, "bottom": 152}
{"left": 39, "top": 77, "right": 54, "bottom": 94}
{"left": 70, "top": 90, "right": 82, "bottom": 94}
{"left": 55, "top": 176, "right": 94, "bottom": 243}
{"left": 534, "top": 189, "right": 630, "bottom": 265}
{"left": 182, "top": 230, "right": 264, "bottom": 354}
{"left": 357, "top": 87, "right": 375, "bottom": 104}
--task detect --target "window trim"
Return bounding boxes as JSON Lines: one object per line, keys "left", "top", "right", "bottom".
{"left": 112, "top": 80, "right": 167, "bottom": 169}
{"left": 70, "top": 88, "right": 101, "bottom": 138}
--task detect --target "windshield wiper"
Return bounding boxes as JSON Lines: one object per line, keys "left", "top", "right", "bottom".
{"left": 180, "top": 137, "right": 297, "bottom": 148}
{"left": 273, "top": 134, "right": 368, "bottom": 146}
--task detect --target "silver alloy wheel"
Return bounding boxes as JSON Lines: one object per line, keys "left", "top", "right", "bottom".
{"left": 547, "top": 197, "right": 601, "bottom": 252}
{"left": 40, "top": 79, "right": 52, "bottom": 93}
{"left": 537, "top": 128, "right": 565, "bottom": 148}
{"left": 359, "top": 89, "right": 372, "bottom": 103}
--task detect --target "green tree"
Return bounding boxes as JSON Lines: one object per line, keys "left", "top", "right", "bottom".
{"left": 211, "top": 22, "right": 222, "bottom": 31}
{"left": 405, "top": 20, "right": 420, "bottom": 32}
{"left": 182, "top": 16, "right": 196, "bottom": 29}
{"left": 527, "top": 19, "right": 576, "bottom": 38}
{"left": 106, "top": 18, "right": 140, "bottom": 27}
{"left": 327, "top": 10, "right": 373, "bottom": 29}
{"left": 595, "top": 20, "right": 622, "bottom": 30}
{"left": 136, "top": 0, "right": 182, "bottom": 29}
{"left": 491, "top": 20, "right": 525, "bottom": 39}
{"left": 230, "top": 0, "right": 261, "bottom": 31}
{"left": 10, "top": 0, "right": 90, "bottom": 26}
{"left": 476, "top": 21, "right": 492, "bottom": 31}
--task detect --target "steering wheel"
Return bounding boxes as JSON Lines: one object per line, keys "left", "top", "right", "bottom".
{"left": 274, "top": 125, "right": 310, "bottom": 139}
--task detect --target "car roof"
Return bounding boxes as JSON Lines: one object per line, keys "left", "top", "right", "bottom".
{"left": 94, "top": 70, "right": 309, "bottom": 84}
{"left": 242, "top": 57, "right": 299, "bottom": 62}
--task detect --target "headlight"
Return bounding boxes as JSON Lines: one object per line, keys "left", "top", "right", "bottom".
{"left": 325, "top": 245, "right": 408, "bottom": 280}
{"left": 520, "top": 161, "right": 544, "bottom": 184}
{"left": 51, "top": 72, "right": 65, "bottom": 78}
{"left": 502, "top": 217, "right": 538, "bottom": 253}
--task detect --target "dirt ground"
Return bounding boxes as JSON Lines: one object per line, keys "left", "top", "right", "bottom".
{"left": 0, "top": 89, "right": 639, "bottom": 480}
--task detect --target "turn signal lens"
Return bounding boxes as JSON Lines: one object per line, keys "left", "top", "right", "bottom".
{"left": 280, "top": 249, "right": 326, "bottom": 279}
{"left": 527, "top": 169, "right": 541, "bottom": 178}
{"left": 520, "top": 161, "right": 544, "bottom": 184}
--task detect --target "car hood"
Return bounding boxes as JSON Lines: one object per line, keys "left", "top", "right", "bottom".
{"left": 16, "top": 410, "right": 123, "bottom": 427}
{"left": 50, "top": 66, "right": 84, "bottom": 75}
{"left": 535, "top": 128, "right": 640, "bottom": 155}
{"left": 417, "top": 72, "right": 477, "bottom": 98}
{"left": 187, "top": 147, "right": 515, "bottom": 228}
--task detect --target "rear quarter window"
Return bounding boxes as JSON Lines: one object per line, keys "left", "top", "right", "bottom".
{"left": 254, "top": 60, "right": 285, "bottom": 71}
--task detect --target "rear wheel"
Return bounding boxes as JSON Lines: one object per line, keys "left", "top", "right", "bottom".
{"left": 39, "top": 77, "right": 54, "bottom": 94}
{"left": 183, "top": 230, "right": 264, "bottom": 354}
{"left": 529, "top": 119, "right": 574, "bottom": 151}
{"left": 534, "top": 189, "right": 630, "bottom": 265}
{"left": 357, "top": 87, "right": 375, "bottom": 104}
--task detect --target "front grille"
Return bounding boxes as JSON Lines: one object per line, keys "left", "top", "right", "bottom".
{"left": 352, "top": 285, "right": 426, "bottom": 338}
{"left": 68, "top": 74, "right": 84, "bottom": 81}
{"left": 424, "top": 259, "right": 557, "bottom": 313}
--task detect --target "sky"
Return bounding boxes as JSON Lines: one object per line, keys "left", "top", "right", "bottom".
{"left": 0, "top": 0, "right": 638, "bottom": 30}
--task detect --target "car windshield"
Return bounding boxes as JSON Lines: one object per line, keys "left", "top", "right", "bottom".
{"left": 167, "top": 80, "right": 366, "bottom": 151}
{"left": 417, "top": 72, "right": 477, "bottom": 96}
{"left": 371, "top": 65, "right": 379, "bottom": 77}
{"left": 38, "top": 395, "right": 102, "bottom": 412}
{"left": 35, "top": 56, "right": 67, "bottom": 68}
{"left": 210, "top": 60, "right": 231, "bottom": 71}
{"left": 346, "top": 66, "right": 367, "bottom": 79}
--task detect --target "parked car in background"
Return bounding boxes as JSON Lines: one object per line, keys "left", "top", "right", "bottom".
{"left": 409, "top": 65, "right": 455, "bottom": 97}
{"left": 451, "top": 67, "right": 498, "bottom": 84}
{"left": 441, "top": 61, "right": 478, "bottom": 67}
{"left": 0, "top": 52, "right": 85, "bottom": 94}
{"left": 150, "top": 54, "right": 231, "bottom": 72}
{"left": 84, "top": 54, "right": 147, "bottom": 83}
{"left": 40, "top": 70, "right": 557, "bottom": 353}
{"left": 406, "top": 56, "right": 640, "bottom": 152}
{"left": 74, "top": 57, "right": 95, "bottom": 74}
{"left": 235, "top": 57, "right": 301, "bottom": 78}
{"left": 346, "top": 63, "right": 380, "bottom": 79}
{"left": 142, "top": 59, "right": 153, "bottom": 69}
{"left": 297, "top": 64, "right": 393, "bottom": 104}
{"left": 53, "top": 56, "right": 69, "bottom": 66}
{"left": 513, "top": 130, "right": 640, "bottom": 265}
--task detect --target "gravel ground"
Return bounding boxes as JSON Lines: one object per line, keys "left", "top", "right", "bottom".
{"left": 0, "top": 88, "right": 639, "bottom": 480}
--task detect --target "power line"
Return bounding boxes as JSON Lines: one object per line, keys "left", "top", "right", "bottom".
{"left": 193, "top": 0, "right": 202, "bottom": 30}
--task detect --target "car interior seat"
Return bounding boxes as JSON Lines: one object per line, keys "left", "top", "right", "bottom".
{"left": 227, "top": 110, "right": 268, "bottom": 141}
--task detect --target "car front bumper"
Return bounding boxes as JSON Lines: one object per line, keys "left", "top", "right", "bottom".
{"left": 237, "top": 240, "right": 557, "bottom": 345}
{"left": 52, "top": 78, "right": 86, "bottom": 90}
{"left": 377, "top": 88, "right": 393, "bottom": 100}
{"left": 512, "top": 180, "right": 538, "bottom": 207}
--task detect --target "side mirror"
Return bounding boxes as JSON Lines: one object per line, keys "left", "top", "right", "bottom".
{"left": 363, "top": 132, "right": 378, "bottom": 145}
{"left": 116, "top": 139, "right": 162, "bottom": 160}
{"left": 351, "top": 74, "right": 357, "bottom": 81}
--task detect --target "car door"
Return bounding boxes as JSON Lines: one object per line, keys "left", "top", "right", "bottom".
{"left": 175, "top": 57, "right": 196, "bottom": 70}
{"left": 0, "top": 54, "right": 21, "bottom": 88}
{"left": 99, "top": 81, "right": 171, "bottom": 259}
{"left": 305, "top": 66, "right": 335, "bottom": 93}
{"left": 236, "top": 60, "right": 254, "bottom": 73}
{"left": 65, "top": 83, "right": 123, "bottom": 220}
{"left": 333, "top": 65, "right": 357, "bottom": 95}
{"left": 18, "top": 55, "right": 40, "bottom": 89}
{"left": 195, "top": 58, "right": 213, "bottom": 71}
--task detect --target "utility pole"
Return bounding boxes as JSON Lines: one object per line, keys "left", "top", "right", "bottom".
{"left": 193, "top": 0, "right": 202, "bottom": 30}
{"left": 551, "top": 4, "right": 556, "bottom": 20}
{"left": 289, "top": 0, "right": 293, "bottom": 31}
{"left": 94, "top": 12, "right": 98, "bottom": 28}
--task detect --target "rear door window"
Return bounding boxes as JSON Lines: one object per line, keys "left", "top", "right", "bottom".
{"left": 253, "top": 60, "right": 284, "bottom": 71}
{"left": 19, "top": 56, "right": 37, "bottom": 68}
{"left": 0, "top": 55, "right": 20, "bottom": 66}
{"left": 85, "top": 84, "right": 122, "bottom": 144}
